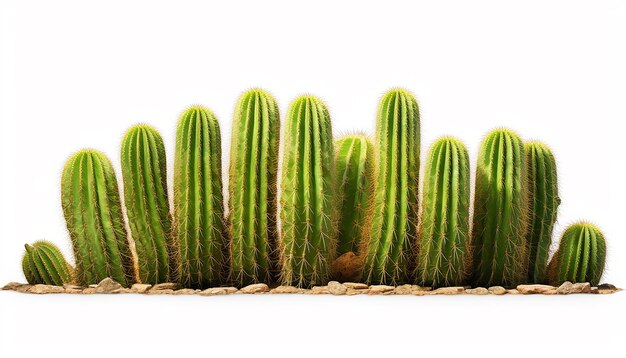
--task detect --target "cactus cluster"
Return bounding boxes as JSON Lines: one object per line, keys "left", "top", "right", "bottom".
{"left": 18, "top": 87, "right": 609, "bottom": 290}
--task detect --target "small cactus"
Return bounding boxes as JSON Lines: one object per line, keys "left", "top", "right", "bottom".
{"left": 417, "top": 137, "right": 471, "bottom": 287}
{"left": 174, "top": 106, "right": 227, "bottom": 288}
{"left": 335, "top": 134, "right": 375, "bottom": 256}
{"left": 22, "top": 241, "right": 74, "bottom": 286}
{"left": 524, "top": 141, "right": 560, "bottom": 283}
{"left": 280, "top": 95, "right": 336, "bottom": 287}
{"left": 363, "top": 88, "right": 420, "bottom": 285}
{"left": 61, "top": 150, "right": 136, "bottom": 287}
{"left": 471, "top": 129, "right": 529, "bottom": 287}
{"left": 228, "top": 89, "right": 280, "bottom": 286}
{"left": 121, "top": 125, "right": 174, "bottom": 284}
{"left": 547, "top": 222, "right": 606, "bottom": 286}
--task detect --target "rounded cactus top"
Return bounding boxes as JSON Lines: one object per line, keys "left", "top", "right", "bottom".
{"left": 484, "top": 128, "right": 523, "bottom": 141}
{"left": 122, "top": 124, "right": 160, "bottom": 138}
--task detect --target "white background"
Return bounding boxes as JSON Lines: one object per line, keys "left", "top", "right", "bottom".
{"left": 1, "top": 0, "right": 625, "bottom": 356}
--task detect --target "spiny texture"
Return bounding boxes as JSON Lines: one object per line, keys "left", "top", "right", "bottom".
{"left": 547, "top": 222, "right": 606, "bottom": 286}
{"left": 363, "top": 88, "right": 420, "bottom": 285}
{"left": 174, "top": 106, "right": 227, "bottom": 288}
{"left": 524, "top": 141, "right": 560, "bottom": 283}
{"left": 335, "top": 134, "right": 375, "bottom": 256}
{"left": 417, "top": 137, "right": 470, "bottom": 288}
{"left": 121, "top": 125, "right": 174, "bottom": 284}
{"left": 22, "top": 241, "right": 74, "bottom": 286}
{"left": 228, "top": 89, "right": 280, "bottom": 287}
{"left": 471, "top": 129, "right": 529, "bottom": 287}
{"left": 61, "top": 150, "right": 136, "bottom": 287}
{"left": 280, "top": 95, "right": 336, "bottom": 287}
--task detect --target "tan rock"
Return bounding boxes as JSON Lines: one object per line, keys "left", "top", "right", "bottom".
{"left": 310, "top": 286, "right": 330, "bottom": 294}
{"left": 270, "top": 285, "right": 306, "bottom": 294}
{"left": 151, "top": 282, "right": 179, "bottom": 291}
{"left": 516, "top": 284, "right": 555, "bottom": 294}
{"left": 240, "top": 283, "right": 269, "bottom": 294}
{"left": 148, "top": 289, "right": 174, "bottom": 294}
{"left": 556, "top": 281, "right": 574, "bottom": 294}
{"left": 346, "top": 288, "right": 367, "bottom": 295}
{"left": 63, "top": 284, "right": 83, "bottom": 290}
{"left": 331, "top": 252, "right": 364, "bottom": 282}
{"left": 432, "top": 286, "right": 465, "bottom": 295}
{"left": 95, "top": 278, "right": 124, "bottom": 293}
{"left": 131, "top": 283, "right": 152, "bottom": 293}
{"left": 557, "top": 282, "right": 591, "bottom": 294}
{"left": 507, "top": 289, "right": 520, "bottom": 295}
{"left": 28, "top": 284, "right": 64, "bottom": 294}
{"left": 368, "top": 285, "right": 395, "bottom": 294}
{"left": 488, "top": 286, "right": 507, "bottom": 295}
{"left": 543, "top": 289, "right": 558, "bottom": 295}
{"left": 598, "top": 288, "right": 619, "bottom": 294}
{"left": 343, "top": 282, "right": 368, "bottom": 290}
{"left": 3, "top": 282, "right": 28, "bottom": 291}
{"left": 327, "top": 281, "right": 347, "bottom": 295}
{"left": 393, "top": 284, "right": 414, "bottom": 295}
{"left": 466, "top": 287, "right": 489, "bottom": 295}
{"left": 64, "top": 287, "right": 83, "bottom": 294}
{"left": 199, "top": 288, "right": 229, "bottom": 296}
{"left": 173, "top": 288, "right": 196, "bottom": 295}
{"left": 82, "top": 287, "right": 96, "bottom": 294}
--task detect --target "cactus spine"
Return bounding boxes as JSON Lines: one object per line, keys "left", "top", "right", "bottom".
{"left": 280, "top": 95, "right": 336, "bottom": 287}
{"left": 363, "top": 89, "right": 420, "bottom": 285}
{"left": 524, "top": 141, "right": 560, "bottom": 283}
{"left": 22, "top": 241, "right": 74, "bottom": 286}
{"left": 174, "top": 106, "right": 227, "bottom": 288}
{"left": 547, "top": 222, "right": 606, "bottom": 286}
{"left": 61, "top": 150, "right": 136, "bottom": 287}
{"left": 417, "top": 137, "right": 470, "bottom": 287}
{"left": 471, "top": 129, "right": 529, "bottom": 287}
{"left": 335, "top": 134, "right": 375, "bottom": 256}
{"left": 228, "top": 89, "right": 280, "bottom": 286}
{"left": 121, "top": 125, "right": 174, "bottom": 284}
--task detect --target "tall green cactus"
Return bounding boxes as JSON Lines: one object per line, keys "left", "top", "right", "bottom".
{"left": 121, "top": 125, "right": 174, "bottom": 284}
{"left": 363, "top": 88, "right": 420, "bottom": 285}
{"left": 228, "top": 89, "right": 280, "bottom": 286}
{"left": 417, "top": 137, "right": 470, "bottom": 287}
{"left": 174, "top": 106, "right": 227, "bottom": 288}
{"left": 547, "top": 222, "right": 606, "bottom": 286}
{"left": 280, "top": 95, "right": 336, "bottom": 287}
{"left": 335, "top": 134, "right": 375, "bottom": 256}
{"left": 22, "top": 241, "right": 74, "bottom": 286}
{"left": 61, "top": 150, "right": 136, "bottom": 287}
{"left": 471, "top": 129, "right": 529, "bottom": 287}
{"left": 525, "top": 141, "right": 560, "bottom": 283}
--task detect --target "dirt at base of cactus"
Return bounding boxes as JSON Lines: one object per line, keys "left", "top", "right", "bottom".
{"left": 1, "top": 278, "right": 621, "bottom": 296}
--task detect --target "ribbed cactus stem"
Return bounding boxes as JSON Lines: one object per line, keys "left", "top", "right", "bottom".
{"left": 525, "top": 141, "right": 560, "bottom": 283}
{"left": 417, "top": 137, "right": 470, "bottom": 287}
{"left": 121, "top": 125, "right": 174, "bottom": 284}
{"left": 174, "top": 106, "right": 227, "bottom": 288}
{"left": 471, "top": 129, "right": 529, "bottom": 287}
{"left": 61, "top": 150, "right": 136, "bottom": 287}
{"left": 228, "top": 89, "right": 280, "bottom": 286}
{"left": 22, "top": 241, "right": 74, "bottom": 286}
{"left": 280, "top": 95, "right": 336, "bottom": 287}
{"left": 335, "top": 134, "right": 375, "bottom": 256}
{"left": 363, "top": 88, "right": 420, "bottom": 285}
{"left": 547, "top": 222, "right": 606, "bottom": 286}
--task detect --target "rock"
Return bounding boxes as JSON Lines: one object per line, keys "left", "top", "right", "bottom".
{"left": 271, "top": 286, "right": 306, "bottom": 294}
{"left": 63, "top": 284, "right": 83, "bottom": 290}
{"left": 28, "top": 284, "right": 64, "bottom": 294}
{"left": 173, "top": 288, "right": 196, "bottom": 295}
{"left": 82, "top": 287, "right": 96, "bottom": 294}
{"left": 507, "top": 289, "right": 520, "bottom": 295}
{"left": 343, "top": 282, "right": 368, "bottom": 290}
{"left": 147, "top": 289, "right": 174, "bottom": 294}
{"left": 466, "top": 287, "right": 489, "bottom": 295}
{"left": 557, "top": 282, "right": 591, "bottom": 294}
{"left": 151, "top": 282, "right": 179, "bottom": 291}
{"left": 598, "top": 287, "right": 619, "bottom": 295}
{"left": 556, "top": 281, "right": 574, "bottom": 294}
{"left": 64, "top": 287, "right": 83, "bottom": 294}
{"left": 516, "top": 284, "right": 555, "bottom": 294}
{"left": 131, "top": 283, "right": 152, "bottom": 293}
{"left": 310, "top": 286, "right": 331, "bottom": 294}
{"left": 199, "top": 288, "right": 230, "bottom": 296}
{"left": 346, "top": 288, "right": 367, "bottom": 295}
{"left": 240, "top": 283, "right": 269, "bottom": 294}
{"left": 543, "top": 289, "right": 558, "bottom": 295}
{"left": 89, "top": 284, "right": 98, "bottom": 288}
{"left": 328, "top": 281, "right": 347, "bottom": 295}
{"left": 488, "top": 286, "right": 507, "bottom": 295}
{"left": 119, "top": 288, "right": 134, "bottom": 293}
{"left": 95, "top": 278, "right": 124, "bottom": 293}
{"left": 3, "top": 282, "right": 28, "bottom": 291}
{"left": 392, "top": 284, "right": 413, "bottom": 295}
{"left": 598, "top": 283, "right": 617, "bottom": 290}
{"left": 591, "top": 287, "right": 599, "bottom": 294}
{"left": 331, "top": 252, "right": 364, "bottom": 283}
{"left": 368, "top": 285, "right": 395, "bottom": 294}
{"left": 431, "top": 286, "right": 465, "bottom": 295}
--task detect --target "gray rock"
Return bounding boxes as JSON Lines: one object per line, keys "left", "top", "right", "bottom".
{"left": 368, "top": 285, "right": 395, "bottom": 294}
{"left": 270, "top": 285, "right": 306, "bottom": 294}
{"left": 240, "top": 283, "right": 269, "bottom": 294}
{"left": 95, "top": 278, "right": 124, "bottom": 293}
{"left": 151, "top": 282, "right": 179, "bottom": 291}
{"left": 466, "top": 287, "right": 489, "bottom": 295}
{"left": 328, "top": 281, "right": 347, "bottom": 295}
{"left": 488, "top": 286, "right": 507, "bottom": 295}
{"left": 516, "top": 284, "right": 555, "bottom": 294}
{"left": 28, "top": 284, "right": 64, "bottom": 294}
{"left": 431, "top": 286, "right": 465, "bottom": 295}
{"left": 342, "top": 282, "right": 368, "bottom": 290}
{"left": 131, "top": 283, "right": 152, "bottom": 293}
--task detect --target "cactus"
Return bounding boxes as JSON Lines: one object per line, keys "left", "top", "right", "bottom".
{"left": 417, "top": 137, "right": 471, "bottom": 287}
{"left": 280, "top": 95, "right": 336, "bottom": 287}
{"left": 61, "top": 150, "right": 136, "bottom": 287}
{"left": 471, "top": 129, "right": 529, "bottom": 287}
{"left": 524, "top": 141, "right": 560, "bottom": 283}
{"left": 22, "top": 241, "right": 74, "bottom": 286}
{"left": 228, "top": 89, "right": 280, "bottom": 286}
{"left": 335, "top": 134, "right": 375, "bottom": 256}
{"left": 174, "top": 106, "right": 227, "bottom": 288}
{"left": 363, "top": 88, "right": 420, "bottom": 285}
{"left": 121, "top": 125, "right": 174, "bottom": 284}
{"left": 547, "top": 222, "right": 606, "bottom": 286}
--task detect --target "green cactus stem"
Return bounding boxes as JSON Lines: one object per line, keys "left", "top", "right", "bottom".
{"left": 547, "top": 222, "right": 606, "bottom": 286}
{"left": 280, "top": 95, "right": 336, "bottom": 287}
{"left": 174, "top": 106, "right": 227, "bottom": 288}
{"left": 524, "top": 141, "right": 560, "bottom": 283}
{"left": 121, "top": 125, "right": 174, "bottom": 284}
{"left": 228, "top": 89, "right": 280, "bottom": 286}
{"left": 417, "top": 137, "right": 470, "bottom": 288}
{"left": 363, "top": 88, "right": 420, "bottom": 285}
{"left": 471, "top": 129, "right": 529, "bottom": 287}
{"left": 61, "top": 150, "right": 136, "bottom": 287}
{"left": 22, "top": 241, "right": 74, "bottom": 286}
{"left": 335, "top": 134, "right": 375, "bottom": 256}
